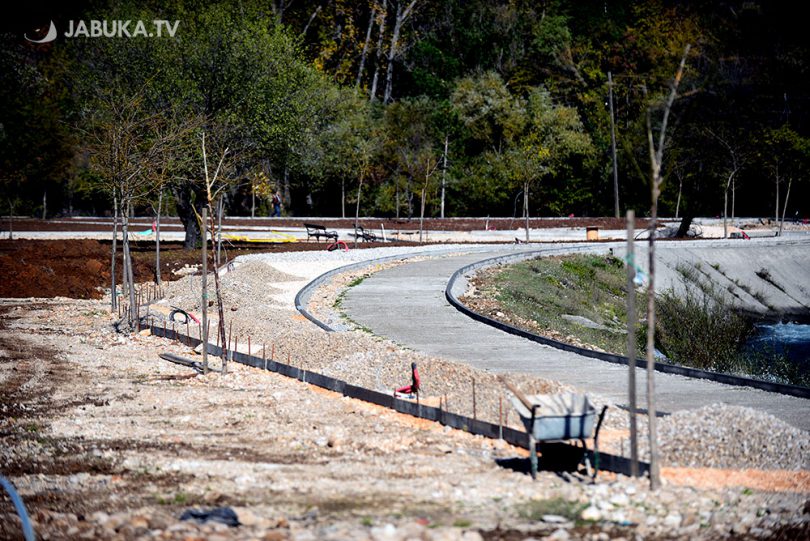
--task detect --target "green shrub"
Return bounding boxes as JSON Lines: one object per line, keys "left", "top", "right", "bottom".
{"left": 656, "top": 266, "right": 752, "bottom": 372}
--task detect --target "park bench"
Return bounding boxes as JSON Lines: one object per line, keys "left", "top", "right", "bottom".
{"left": 303, "top": 223, "right": 338, "bottom": 242}
{"left": 352, "top": 225, "right": 378, "bottom": 242}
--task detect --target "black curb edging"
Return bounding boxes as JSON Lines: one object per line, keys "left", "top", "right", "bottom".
{"left": 445, "top": 252, "right": 810, "bottom": 400}
{"left": 150, "top": 319, "right": 648, "bottom": 477}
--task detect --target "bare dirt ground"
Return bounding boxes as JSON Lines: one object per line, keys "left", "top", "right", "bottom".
{"left": 0, "top": 239, "right": 398, "bottom": 299}
{"left": 1, "top": 298, "right": 809, "bottom": 541}
{"left": 3, "top": 235, "right": 810, "bottom": 541}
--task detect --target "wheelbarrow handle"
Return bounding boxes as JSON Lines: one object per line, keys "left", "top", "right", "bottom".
{"left": 499, "top": 376, "right": 536, "bottom": 412}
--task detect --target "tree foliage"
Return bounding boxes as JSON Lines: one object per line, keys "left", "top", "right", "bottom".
{"left": 2, "top": 0, "right": 808, "bottom": 222}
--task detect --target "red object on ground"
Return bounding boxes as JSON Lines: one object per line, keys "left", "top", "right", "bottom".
{"left": 327, "top": 240, "right": 349, "bottom": 252}
{"left": 396, "top": 362, "right": 420, "bottom": 394}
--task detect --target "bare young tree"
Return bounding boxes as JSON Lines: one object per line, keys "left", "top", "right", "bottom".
{"left": 706, "top": 128, "right": 745, "bottom": 238}
{"left": 643, "top": 44, "right": 690, "bottom": 490}
{"left": 83, "top": 88, "right": 194, "bottom": 329}
{"left": 198, "top": 131, "right": 234, "bottom": 374}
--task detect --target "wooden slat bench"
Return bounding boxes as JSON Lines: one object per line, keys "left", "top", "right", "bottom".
{"left": 303, "top": 223, "right": 338, "bottom": 242}
{"left": 352, "top": 225, "right": 377, "bottom": 242}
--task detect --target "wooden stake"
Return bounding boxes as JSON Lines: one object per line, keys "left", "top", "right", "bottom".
{"left": 263, "top": 343, "right": 267, "bottom": 370}
{"left": 202, "top": 207, "right": 208, "bottom": 374}
{"left": 626, "top": 210, "right": 639, "bottom": 477}
{"left": 472, "top": 378, "right": 477, "bottom": 420}
{"left": 498, "top": 396, "right": 503, "bottom": 440}
{"left": 271, "top": 343, "right": 275, "bottom": 361}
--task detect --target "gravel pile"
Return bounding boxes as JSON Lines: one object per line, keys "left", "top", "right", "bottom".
{"left": 653, "top": 404, "right": 810, "bottom": 469}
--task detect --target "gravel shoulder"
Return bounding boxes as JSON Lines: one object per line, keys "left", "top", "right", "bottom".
{"left": 1, "top": 244, "right": 809, "bottom": 540}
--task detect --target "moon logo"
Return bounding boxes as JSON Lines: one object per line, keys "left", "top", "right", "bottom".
{"left": 25, "top": 21, "right": 58, "bottom": 43}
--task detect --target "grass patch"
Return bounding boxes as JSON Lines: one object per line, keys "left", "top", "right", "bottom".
{"left": 489, "top": 254, "right": 638, "bottom": 354}
{"left": 477, "top": 255, "right": 808, "bottom": 386}
{"left": 157, "top": 492, "right": 189, "bottom": 505}
{"left": 333, "top": 273, "right": 371, "bottom": 310}
{"left": 516, "top": 498, "right": 585, "bottom": 522}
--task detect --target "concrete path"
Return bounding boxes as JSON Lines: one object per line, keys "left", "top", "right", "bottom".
{"left": 341, "top": 247, "right": 810, "bottom": 431}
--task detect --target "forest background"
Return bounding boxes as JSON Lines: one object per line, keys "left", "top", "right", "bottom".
{"left": 1, "top": 0, "right": 808, "bottom": 247}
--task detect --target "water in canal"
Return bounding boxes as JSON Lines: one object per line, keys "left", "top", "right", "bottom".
{"left": 745, "top": 322, "right": 810, "bottom": 378}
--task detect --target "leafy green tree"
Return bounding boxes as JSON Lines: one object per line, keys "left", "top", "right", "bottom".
{"left": 453, "top": 73, "right": 593, "bottom": 234}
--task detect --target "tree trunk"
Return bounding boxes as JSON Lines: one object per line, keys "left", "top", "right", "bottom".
{"left": 383, "top": 2, "right": 403, "bottom": 104}
{"left": 723, "top": 183, "right": 729, "bottom": 239}
{"left": 524, "top": 181, "right": 530, "bottom": 243}
{"left": 731, "top": 178, "right": 736, "bottom": 220}
{"left": 356, "top": 8, "right": 376, "bottom": 87}
{"left": 775, "top": 166, "right": 780, "bottom": 224}
{"left": 251, "top": 182, "right": 255, "bottom": 218}
{"left": 42, "top": 191, "right": 47, "bottom": 220}
{"left": 172, "top": 183, "right": 203, "bottom": 249}
{"left": 722, "top": 171, "right": 734, "bottom": 239}
{"left": 354, "top": 175, "right": 364, "bottom": 249}
{"left": 6, "top": 199, "right": 13, "bottom": 240}
{"left": 395, "top": 176, "right": 400, "bottom": 219}
{"left": 209, "top": 204, "right": 229, "bottom": 374}
{"left": 441, "top": 136, "right": 448, "bottom": 219}
{"left": 406, "top": 177, "right": 413, "bottom": 219}
{"left": 675, "top": 211, "right": 694, "bottom": 238}
{"left": 419, "top": 184, "right": 426, "bottom": 243}
{"left": 675, "top": 178, "right": 682, "bottom": 219}
{"left": 341, "top": 178, "right": 346, "bottom": 219}
{"left": 122, "top": 202, "right": 136, "bottom": 330}
{"left": 301, "top": 5, "right": 322, "bottom": 36}
{"left": 282, "top": 166, "right": 291, "bottom": 212}
{"left": 779, "top": 177, "right": 793, "bottom": 237}
{"left": 155, "top": 191, "right": 162, "bottom": 286}
{"left": 216, "top": 196, "right": 223, "bottom": 267}
{"left": 383, "top": 1, "right": 418, "bottom": 103}
{"left": 608, "top": 71, "right": 620, "bottom": 218}
{"left": 369, "top": 0, "right": 387, "bottom": 101}
{"left": 111, "top": 194, "right": 118, "bottom": 312}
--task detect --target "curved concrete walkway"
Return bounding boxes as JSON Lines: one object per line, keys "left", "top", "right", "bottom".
{"left": 341, "top": 246, "right": 810, "bottom": 431}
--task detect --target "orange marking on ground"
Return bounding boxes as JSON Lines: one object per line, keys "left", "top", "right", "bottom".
{"left": 662, "top": 467, "right": 810, "bottom": 492}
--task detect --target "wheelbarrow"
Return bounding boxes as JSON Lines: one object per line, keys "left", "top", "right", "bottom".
{"left": 503, "top": 379, "right": 608, "bottom": 480}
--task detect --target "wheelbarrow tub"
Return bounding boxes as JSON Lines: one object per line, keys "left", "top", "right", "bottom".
{"left": 510, "top": 393, "right": 596, "bottom": 441}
